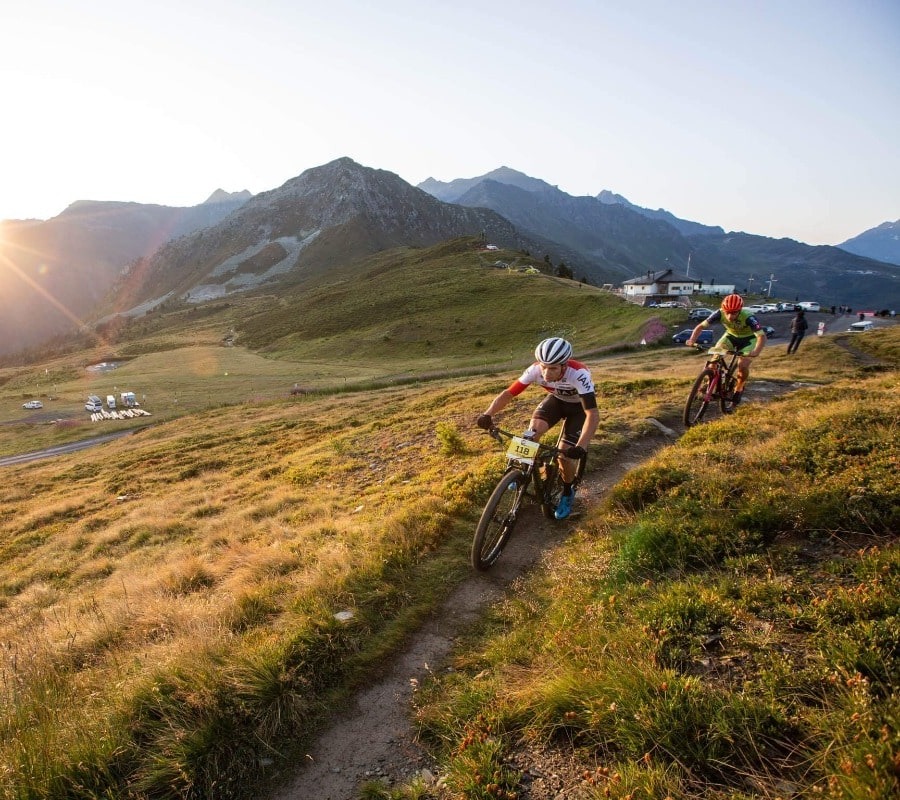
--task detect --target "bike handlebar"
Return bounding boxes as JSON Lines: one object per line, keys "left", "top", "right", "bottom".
{"left": 485, "top": 426, "right": 567, "bottom": 457}
{"left": 688, "top": 344, "right": 755, "bottom": 357}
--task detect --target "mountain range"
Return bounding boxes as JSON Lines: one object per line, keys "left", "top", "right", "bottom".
{"left": 1, "top": 158, "right": 897, "bottom": 359}
{"left": 837, "top": 219, "right": 900, "bottom": 265}
{"left": 418, "top": 167, "right": 900, "bottom": 304}
{"left": 0, "top": 190, "right": 251, "bottom": 357}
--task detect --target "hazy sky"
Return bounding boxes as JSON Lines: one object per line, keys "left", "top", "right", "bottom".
{"left": 2, "top": 0, "right": 898, "bottom": 245}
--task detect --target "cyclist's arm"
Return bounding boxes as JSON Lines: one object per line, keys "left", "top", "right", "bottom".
{"left": 685, "top": 320, "right": 709, "bottom": 346}
{"left": 578, "top": 407, "right": 600, "bottom": 450}
{"left": 749, "top": 329, "right": 767, "bottom": 357}
{"left": 576, "top": 393, "right": 600, "bottom": 450}
{"left": 482, "top": 388, "right": 517, "bottom": 418}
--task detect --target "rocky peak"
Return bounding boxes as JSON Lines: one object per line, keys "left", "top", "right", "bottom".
{"left": 203, "top": 188, "right": 253, "bottom": 205}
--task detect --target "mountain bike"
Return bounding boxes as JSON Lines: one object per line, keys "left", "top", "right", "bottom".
{"left": 683, "top": 347, "right": 742, "bottom": 428}
{"left": 471, "top": 427, "right": 586, "bottom": 571}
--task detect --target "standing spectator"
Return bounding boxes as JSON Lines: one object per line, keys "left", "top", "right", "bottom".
{"left": 787, "top": 309, "right": 808, "bottom": 354}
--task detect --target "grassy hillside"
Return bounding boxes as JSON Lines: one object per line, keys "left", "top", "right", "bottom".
{"left": 231, "top": 237, "right": 658, "bottom": 364}
{"left": 406, "top": 332, "right": 899, "bottom": 800}
{"left": 0, "top": 238, "right": 676, "bottom": 458}
{"left": 0, "top": 247, "right": 896, "bottom": 799}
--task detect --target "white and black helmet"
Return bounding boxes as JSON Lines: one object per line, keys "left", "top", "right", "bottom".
{"left": 534, "top": 337, "right": 573, "bottom": 365}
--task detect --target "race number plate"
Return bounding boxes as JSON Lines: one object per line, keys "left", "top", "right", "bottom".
{"left": 506, "top": 436, "right": 539, "bottom": 465}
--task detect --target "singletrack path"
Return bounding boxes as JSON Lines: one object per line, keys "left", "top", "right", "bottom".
{"left": 267, "top": 433, "right": 671, "bottom": 800}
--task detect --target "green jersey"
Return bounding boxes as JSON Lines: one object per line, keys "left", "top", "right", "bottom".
{"left": 703, "top": 309, "right": 764, "bottom": 338}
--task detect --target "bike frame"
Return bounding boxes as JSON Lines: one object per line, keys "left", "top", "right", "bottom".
{"left": 683, "top": 347, "right": 741, "bottom": 428}
{"left": 699, "top": 350, "right": 738, "bottom": 401}
{"left": 471, "top": 426, "right": 585, "bottom": 570}
{"left": 491, "top": 426, "right": 573, "bottom": 505}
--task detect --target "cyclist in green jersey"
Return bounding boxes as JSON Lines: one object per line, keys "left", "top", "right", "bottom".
{"left": 685, "top": 293, "right": 767, "bottom": 407}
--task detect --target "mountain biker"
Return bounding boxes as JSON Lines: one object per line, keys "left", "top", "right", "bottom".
{"left": 475, "top": 337, "right": 599, "bottom": 520}
{"left": 685, "top": 293, "right": 766, "bottom": 407}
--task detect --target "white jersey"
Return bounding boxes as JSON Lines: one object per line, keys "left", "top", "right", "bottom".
{"left": 509, "top": 359, "right": 595, "bottom": 404}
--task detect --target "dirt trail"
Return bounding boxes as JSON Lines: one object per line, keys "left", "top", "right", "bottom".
{"left": 267, "top": 433, "right": 672, "bottom": 800}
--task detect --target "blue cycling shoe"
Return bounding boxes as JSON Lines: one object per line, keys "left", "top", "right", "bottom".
{"left": 554, "top": 491, "right": 575, "bottom": 520}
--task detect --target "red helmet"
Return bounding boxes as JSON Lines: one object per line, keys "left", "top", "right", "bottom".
{"left": 721, "top": 294, "right": 743, "bottom": 313}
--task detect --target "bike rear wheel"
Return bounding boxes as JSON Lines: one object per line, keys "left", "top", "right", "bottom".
{"left": 684, "top": 368, "right": 717, "bottom": 428}
{"left": 472, "top": 469, "right": 526, "bottom": 570}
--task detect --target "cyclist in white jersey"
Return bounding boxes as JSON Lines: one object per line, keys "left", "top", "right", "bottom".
{"left": 475, "top": 337, "right": 599, "bottom": 519}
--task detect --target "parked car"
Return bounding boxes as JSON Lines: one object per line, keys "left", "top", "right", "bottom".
{"left": 673, "top": 329, "right": 714, "bottom": 346}
{"left": 744, "top": 304, "right": 766, "bottom": 315}
{"left": 688, "top": 307, "right": 714, "bottom": 321}
{"left": 778, "top": 302, "right": 798, "bottom": 312}
{"left": 798, "top": 301, "right": 821, "bottom": 312}
{"left": 22, "top": 400, "right": 43, "bottom": 409}
{"left": 760, "top": 303, "right": 779, "bottom": 313}
{"left": 848, "top": 320, "right": 874, "bottom": 333}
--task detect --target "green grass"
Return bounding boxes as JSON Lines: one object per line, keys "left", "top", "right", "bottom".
{"left": 411, "top": 359, "right": 900, "bottom": 800}
{"left": 0, "top": 241, "right": 898, "bottom": 799}
{"left": 1, "top": 238, "right": 674, "bottom": 458}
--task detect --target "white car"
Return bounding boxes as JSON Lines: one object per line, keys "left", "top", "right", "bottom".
{"left": 760, "top": 303, "right": 779, "bottom": 313}
{"left": 848, "top": 320, "right": 874, "bottom": 333}
{"left": 22, "top": 400, "right": 43, "bottom": 409}
{"left": 744, "top": 305, "right": 765, "bottom": 315}
{"left": 798, "top": 301, "right": 821, "bottom": 312}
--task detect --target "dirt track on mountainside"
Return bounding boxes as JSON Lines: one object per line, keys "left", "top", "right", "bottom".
{"left": 266, "top": 429, "right": 674, "bottom": 800}
{"left": 266, "top": 376, "right": 823, "bottom": 800}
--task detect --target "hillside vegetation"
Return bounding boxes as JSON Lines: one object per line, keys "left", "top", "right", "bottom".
{"left": 410, "top": 348, "right": 899, "bottom": 800}
{"left": 0, "top": 238, "right": 669, "bottom": 457}
{"left": 0, "top": 242, "right": 896, "bottom": 799}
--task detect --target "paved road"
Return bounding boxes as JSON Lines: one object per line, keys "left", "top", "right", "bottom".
{"left": 0, "top": 429, "right": 139, "bottom": 467}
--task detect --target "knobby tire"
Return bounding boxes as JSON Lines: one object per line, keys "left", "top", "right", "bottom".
{"left": 472, "top": 469, "right": 526, "bottom": 570}
{"left": 719, "top": 366, "right": 739, "bottom": 414}
{"left": 684, "top": 368, "right": 717, "bottom": 428}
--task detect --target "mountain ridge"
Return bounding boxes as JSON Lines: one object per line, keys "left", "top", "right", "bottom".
{"left": 0, "top": 193, "right": 252, "bottom": 356}
{"left": 418, "top": 168, "right": 899, "bottom": 307}
{"left": 838, "top": 219, "right": 900, "bottom": 266}
{"left": 101, "top": 158, "right": 531, "bottom": 321}
{"left": 3, "top": 158, "right": 898, "bottom": 360}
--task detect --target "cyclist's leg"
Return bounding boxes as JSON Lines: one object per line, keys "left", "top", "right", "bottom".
{"left": 533, "top": 395, "right": 577, "bottom": 483}
{"left": 528, "top": 396, "right": 558, "bottom": 440}
{"left": 722, "top": 335, "right": 754, "bottom": 392}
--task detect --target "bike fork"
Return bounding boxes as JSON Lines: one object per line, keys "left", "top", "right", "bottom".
{"left": 702, "top": 372, "right": 720, "bottom": 402}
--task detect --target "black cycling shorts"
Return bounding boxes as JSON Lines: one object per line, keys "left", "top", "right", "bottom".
{"left": 532, "top": 394, "right": 591, "bottom": 447}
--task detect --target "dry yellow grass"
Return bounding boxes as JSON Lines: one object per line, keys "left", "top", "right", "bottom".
{"left": 1, "top": 324, "right": 896, "bottom": 798}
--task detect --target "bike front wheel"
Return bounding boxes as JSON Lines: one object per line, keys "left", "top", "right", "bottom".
{"left": 684, "top": 368, "right": 717, "bottom": 428}
{"left": 472, "top": 469, "right": 526, "bottom": 570}
{"left": 719, "top": 366, "right": 740, "bottom": 414}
